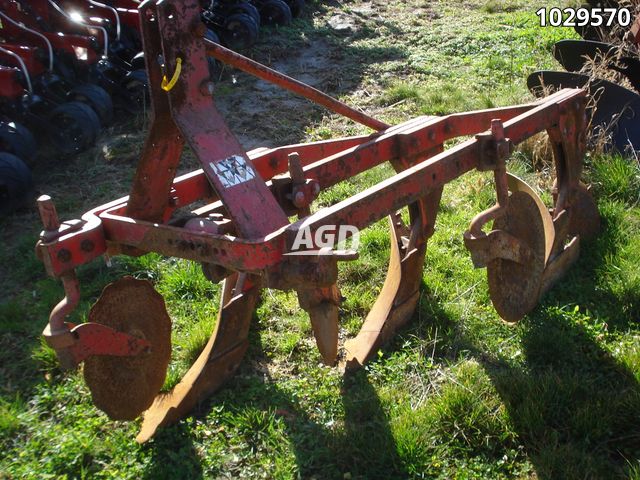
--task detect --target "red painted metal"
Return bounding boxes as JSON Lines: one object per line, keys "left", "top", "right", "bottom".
{"left": 37, "top": 195, "right": 148, "bottom": 369}
{"left": 0, "top": 65, "right": 24, "bottom": 99}
{"left": 0, "top": 44, "right": 47, "bottom": 76}
{"left": 65, "top": 322, "right": 152, "bottom": 364}
{"left": 158, "top": 0, "right": 289, "bottom": 239}
{"left": 125, "top": 0, "right": 184, "bottom": 223}
{"left": 0, "top": 0, "right": 101, "bottom": 64}
{"left": 36, "top": 88, "right": 581, "bottom": 277}
{"left": 33, "top": 0, "right": 597, "bottom": 437}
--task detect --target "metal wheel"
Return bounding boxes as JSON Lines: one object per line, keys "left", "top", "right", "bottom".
{"left": 84, "top": 277, "right": 172, "bottom": 421}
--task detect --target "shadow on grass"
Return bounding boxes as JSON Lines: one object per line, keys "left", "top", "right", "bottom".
{"left": 479, "top": 311, "right": 640, "bottom": 479}
{"left": 134, "top": 200, "right": 640, "bottom": 479}
{"left": 144, "top": 334, "right": 407, "bottom": 478}
{"left": 142, "top": 423, "right": 204, "bottom": 480}
{"left": 340, "top": 369, "right": 409, "bottom": 479}
{"left": 474, "top": 217, "right": 640, "bottom": 478}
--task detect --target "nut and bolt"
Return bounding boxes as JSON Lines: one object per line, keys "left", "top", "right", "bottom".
{"left": 80, "top": 240, "right": 95, "bottom": 253}
{"left": 57, "top": 249, "right": 72, "bottom": 263}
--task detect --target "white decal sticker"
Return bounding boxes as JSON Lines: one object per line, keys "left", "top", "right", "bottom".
{"left": 209, "top": 155, "right": 256, "bottom": 188}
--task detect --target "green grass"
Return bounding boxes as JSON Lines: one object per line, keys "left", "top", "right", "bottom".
{"left": 1, "top": 0, "right": 640, "bottom": 478}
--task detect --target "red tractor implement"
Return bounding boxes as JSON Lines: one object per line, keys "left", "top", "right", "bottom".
{"left": 35, "top": 0, "right": 600, "bottom": 442}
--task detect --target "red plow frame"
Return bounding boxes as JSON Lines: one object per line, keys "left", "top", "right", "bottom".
{"left": 35, "top": 0, "right": 600, "bottom": 442}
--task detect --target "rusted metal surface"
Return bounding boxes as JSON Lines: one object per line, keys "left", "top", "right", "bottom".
{"left": 486, "top": 191, "right": 548, "bottom": 323}
{"left": 467, "top": 120, "right": 512, "bottom": 237}
{"left": 157, "top": 0, "right": 288, "bottom": 239}
{"left": 344, "top": 188, "right": 442, "bottom": 370}
{"left": 507, "top": 174, "right": 555, "bottom": 263}
{"left": 83, "top": 277, "right": 172, "bottom": 421}
{"left": 567, "top": 183, "right": 600, "bottom": 240}
{"left": 34, "top": 92, "right": 578, "bottom": 277}
{"left": 465, "top": 229, "right": 533, "bottom": 268}
{"left": 136, "top": 273, "right": 260, "bottom": 443}
{"left": 33, "top": 0, "right": 600, "bottom": 442}
{"left": 126, "top": 0, "right": 184, "bottom": 223}
{"left": 343, "top": 135, "right": 443, "bottom": 370}
{"left": 298, "top": 284, "right": 342, "bottom": 365}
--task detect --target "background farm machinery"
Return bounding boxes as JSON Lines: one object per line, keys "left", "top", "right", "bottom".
{"left": 34, "top": 0, "right": 601, "bottom": 442}
{"left": 0, "top": 0, "right": 306, "bottom": 214}
{"left": 529, "top": 0, "right": 640, "bottom": 152}
{"left": 0, "top": 0, "right": 149, "bottom": 214}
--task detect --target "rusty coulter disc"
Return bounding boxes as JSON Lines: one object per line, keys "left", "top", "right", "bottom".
{"left": 487, "top": 191, "right": 547, "bottom": 323}
{"left": 83, "top": 277, "right": 171, "bottom": 420}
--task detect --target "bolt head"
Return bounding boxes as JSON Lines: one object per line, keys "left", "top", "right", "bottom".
{"left": 200, "top": 80, "right": 215, "bottom": 96}
{"left": 57, "top": 249, "right": 72, "bottom": 263}
{"left": 294, "top": 191, "right": 306, "bottom": 207}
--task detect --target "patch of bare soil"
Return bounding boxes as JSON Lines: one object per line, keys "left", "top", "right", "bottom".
{"left": 214, "top": 38, "right": 338, "bottom": 149}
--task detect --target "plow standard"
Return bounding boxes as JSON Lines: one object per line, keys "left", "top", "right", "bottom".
{"left": 35, "top": 0, "right": 600, "bottom": 442}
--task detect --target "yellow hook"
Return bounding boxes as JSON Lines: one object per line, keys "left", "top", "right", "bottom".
{"left": 161, "top": 57, "right": 182, "bottom": 92}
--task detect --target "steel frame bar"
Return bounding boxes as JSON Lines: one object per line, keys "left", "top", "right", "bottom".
{"left": 204, "top": 40, "right": 390, "bottom": 132}
{"left": 37, "top": 88, "right": 585, "bottom": 278}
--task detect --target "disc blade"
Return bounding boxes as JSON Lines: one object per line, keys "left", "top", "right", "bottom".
{"left": 552, "top": 40, "right": 640, "bottom": 93}
{"left": 553, "top": 39, "right": 616, "bottom": 72}
{"left": 527, "top": 71, "right": 640, "bottom": 151}
{"left": 506, "top": 173, "right": 554, "bottom": 263}
{"left": 83, "top": 277, "right": 172, "bottom": 420}
{"left": 487, "top": 191, "right": 547, "bottom": 322}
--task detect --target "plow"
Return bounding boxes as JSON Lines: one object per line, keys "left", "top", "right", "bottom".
{"left": 529, "top": 0, "right": 640, "bottom": 151}
{"left": 35, "top": 0, "right": 600, "bottom": 443}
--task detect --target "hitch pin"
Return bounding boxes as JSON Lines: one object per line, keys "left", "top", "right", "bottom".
{"left": 468, "top": 119, "right": 510, "bottom": 237}
{"left": 37, "top": 195, "right": 81, "bottom": 368}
